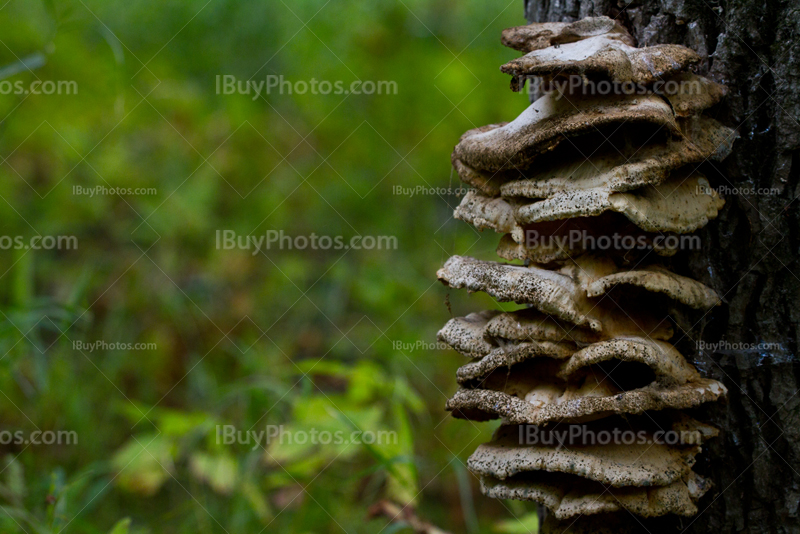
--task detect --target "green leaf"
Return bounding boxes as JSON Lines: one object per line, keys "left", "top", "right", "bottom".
{"left": 240, "top": 480, "right": 272, "bottom": 522}
{"left": 2, "top": 455, "right": 25, "bottom": 506}
{"left": 107, "top": 517, "right": 131, "bottom": 534}
{"left": 111, "top": 435, "right": 174, "bottom": 496}
{"left": 188, "top": 452, "right": 237, "bottom": 494}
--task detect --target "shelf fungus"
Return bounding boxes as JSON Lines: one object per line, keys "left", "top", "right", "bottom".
{"left": 499, "top": 16, "right": 701, "bottom": 92}
{"left": 436, "top": 16, "right": 731, "bottom": 526}
{"left": 452, "top": 92, "right": 679, "bottom": 172}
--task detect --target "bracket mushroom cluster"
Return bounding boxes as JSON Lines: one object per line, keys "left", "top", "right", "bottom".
{"left": 436, "top": 17, "right": 731, "bottom": 524}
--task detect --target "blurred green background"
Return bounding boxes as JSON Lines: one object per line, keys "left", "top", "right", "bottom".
{"left": 0, "top": 1, "right": 540, "bottom": 532}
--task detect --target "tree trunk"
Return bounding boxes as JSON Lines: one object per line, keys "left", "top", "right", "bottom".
{"left": 522, "top": 1, "right": 800, "bottom": 532}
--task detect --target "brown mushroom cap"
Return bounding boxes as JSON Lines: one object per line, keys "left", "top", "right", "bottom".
{"left": 451, "top": 104, "right": 734, "bottom": 198}
{"left": 500, "top": 36, "right": 700, "bottom": 91}
{"left": 662, "top": 72, "right": 728, "bottom": 117}
{"left": 557, "top": 337, "right": 702, "bottom": 386}
{"left": 458, "top": 170, "right": 725, "bottom": 239}
{"left": 453, "top": 92, "right": 678, "bottom": 172}
{"left": 501, "top": 17, "right": 635, "bottom": 53}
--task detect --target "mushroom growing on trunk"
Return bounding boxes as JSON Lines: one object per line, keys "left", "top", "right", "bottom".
{"left": 437, "top": 16, "right": 732, "bottom": 528}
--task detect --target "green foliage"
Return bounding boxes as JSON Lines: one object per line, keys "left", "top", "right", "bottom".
{"left": 0, "top": 0, "right": 534, "bottom": 532}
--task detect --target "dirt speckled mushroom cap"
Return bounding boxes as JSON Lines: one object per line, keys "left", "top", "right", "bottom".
{"left": 453, "top": 92, "right": 678, "bottom": 172}
{"left": 514, "top": 170, "right": 725, "bottom": 234}
{"left": 499, "top": 116, "right": 735, "bottom": 198}
{"left": 436, "top": 255, "right": 613, "bottom": 332}
{"left": 468, "top": 420, "right": 706, "bottom": 487}
{"left": 459, "top": 170, "right": 726, "bottom": 238}
{"left": 456, "top": 342, "right": 578, "bottom": 383}
{"left": 485, "top": 307, "right": 603, "bottom": 344}
{"left": 500, "top": 35, "right": 700, "bottom": 91}
{"left": 479, "top": 470, "right": 710, "bottom": 519}
{"left": 557, "top": 337, "right": 702, "bottom": 385}
{"left": 446, "top": 376, "right": 726, "bottom": 426}
{"left": 495, "top": 231, "right": 570, "bottom": 264}
{"left": 455, "top": 336, "right": 702, "bottom": 387}
{"left": 454, "top": 191, "right": 525, "bottom": 242}
{"left": 453, "top": 114, "right": 734, "bottom": 198}
{"left": 436, "top": 311, "right": 499, "bottom": 358}
{"left": 451, "top": 336, "right": 729, "bottom": 420}
{"left": 588, "top": 264, "right": 721, "bottom": 310}
{"left": 485, "top": 305, "right": 673, "bottom": 344}
{"left": 494, "top": 218, "right": 679, "bottom": 265}
{"left": 501, "top": 16, "right": 634, "bottom": 53}
{"left": 437, "top": 255, "right": 719, "bottom": 333}
{"left": 439, "top": 307, "right": 606, "bottom": 348}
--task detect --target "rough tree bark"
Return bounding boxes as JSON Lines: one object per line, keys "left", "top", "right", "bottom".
{"left": 521, "top": 1, "right": 800, "bottom": 532}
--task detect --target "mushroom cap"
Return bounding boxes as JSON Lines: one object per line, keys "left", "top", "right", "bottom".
{"left": 456, "top": 342, "right": 578, "bottom": 383}
{"left": 454, "top": 190, "right": 524, "bottom": 241}
{"left": 446, "top": 378, "right": 726, "bottom": 426}
{"left": 663, "top": 72, "right": 728, "bottom": 117}
{"left": 448, "top": 334, "right": 728, "bottom": 425}
{"left": 588, "top": 264, "right": 721, "bottom": 310}
{"left": 453, "top": 92, "right": 678, "bottom": 172}
{"left": 468, "top": 417, "right": 709, "bottom": 487}
{"left": 501, "top": 35, "right": 700, "bottom": 90}
{"left": 451, "top": 156, "right": 510, "bottom": 197}
{"left": 501, "top": 16, "right": 634, "bottom": 53}
{"left": 451, "top": 101, "right": 734, "bottom": 197}
{"left": 456, "top": 336, "right": 701, "bottom": 388}
{"left": 486, "top": 305, "right": 673, "bottom": 344}
{"left": 485, "top": 307, "right": 604, "bottom": 344}
{"left": 437, "top": 255, "right": 720, "bottom": 325}
{"left": 499, "top": 116, "right": 735, "bottom": 198}
{"left": 514, "top": 170, "right": 726, "bottom": 234}
{"left": 462, "top": 170, "right": 725, "bottom": 237}
{"left": 436, "top": 310, "right": 500, "bottom": 358}
{"left": 436, "top": 255, "right": 611, "bottom": 332}
{"left": 557, "top": 337, "right": 701, "bottom": 386}
{"left": 494, "top": 216, "right": 680, "bottom": 265}
{"left": 479, "top": 470, "right": 711, "bottom": 519}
